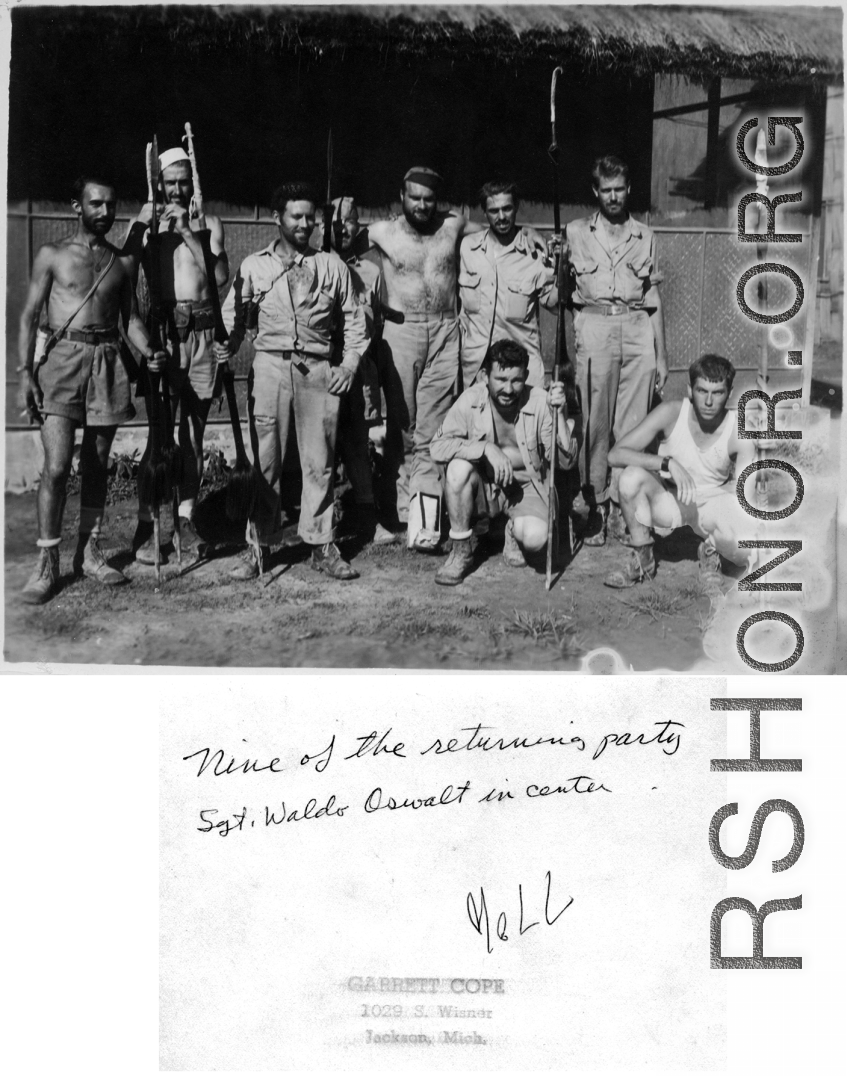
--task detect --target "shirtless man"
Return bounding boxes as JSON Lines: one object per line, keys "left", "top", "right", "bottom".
{"left": 18, "top": 174, "right": 167, "bottom": 604}
{"left": 368, "top": 166, "right": 546, "bottom": 551}
{"left": 128, "top": 145, "right": 229, "bottom": 564}
{"left": 604, "top": 353, "right": 753, "bottom": 593}
{"left": 430, "top": 340, "right": 576, "bottom": 586}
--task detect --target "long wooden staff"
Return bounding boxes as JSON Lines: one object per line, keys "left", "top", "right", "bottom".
{"left": 183, "top": 122, "right": 263, "bottom": 573}
{"left": 545, "top": 67, "right": 564, "bottom": 591}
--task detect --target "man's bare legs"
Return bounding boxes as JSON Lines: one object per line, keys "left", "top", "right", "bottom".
{"left": 75, "top": 424, "right": 126, "bottom": 583}
{"left": 175, "top": 392, "right": 213, "bottom": 516}
{"left": 604, "top": 466, "right": 659, "bottom": 588}
{"left": 23, "top": 418, "right": 123, "bottom": 603}
{"left": 616, "top": 466, "right": 662, "bottom": 545}
{"left": 37, "top": 415, "right": 76, "bottom": 541}
{"left": 437, "top": 459, "right": 550, "bottom": 585}
{"left": 443, "top": 458, "right": 477, "bottom": 533}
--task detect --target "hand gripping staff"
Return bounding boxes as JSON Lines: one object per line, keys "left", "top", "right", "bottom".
{"left": 138, "top": 138, "right": 176, "bottom": 585}
{"left": 183, "top": 122, "right": 263, "bottom": 575}
{"left": 545, "top": 66, "right": 575, "bottom": 590}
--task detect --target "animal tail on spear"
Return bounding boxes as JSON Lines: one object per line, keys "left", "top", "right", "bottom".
{"left": 183, "top": 122, "right": 261, "bottom": 558}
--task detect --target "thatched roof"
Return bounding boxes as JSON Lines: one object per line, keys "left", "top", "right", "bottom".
{"left": 66, "top": 4, "right": 843, "bottom": 82}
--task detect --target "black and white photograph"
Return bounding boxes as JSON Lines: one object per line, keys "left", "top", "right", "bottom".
{"left": 3, "top": 3, "right": 843, "bottom": 671}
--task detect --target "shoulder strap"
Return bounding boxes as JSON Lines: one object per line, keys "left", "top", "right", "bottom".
{"left": 46, "top": 251, "right": 118, "bottom": 348}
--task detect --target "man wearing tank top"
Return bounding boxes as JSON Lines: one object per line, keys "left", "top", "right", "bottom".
{"left": 603, "top": 353, "right": 753, "bottom": 592}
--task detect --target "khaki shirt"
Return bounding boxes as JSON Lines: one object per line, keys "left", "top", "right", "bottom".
{"left": 565, "top": 212, "right": 661, "bottom": 309}
{"left": 221, "top": 241, "right": 367, "bottom": 371}
{"left": 430, "top": 382, "right": 575, "bottom": 504}
{"left": 458, "top": 229, "right": 555, "bottom": 380}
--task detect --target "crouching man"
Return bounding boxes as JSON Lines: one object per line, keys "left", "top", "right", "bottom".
{"left": 604, "top": 353, "right": 752, "bottom": 593}
{"left": 430, "top": 339, "right": 576, "bottom": 586}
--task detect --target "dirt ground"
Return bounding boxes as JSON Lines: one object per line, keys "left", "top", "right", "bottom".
{"left": 5, "top": 481, "right": 729, "bottom": 670}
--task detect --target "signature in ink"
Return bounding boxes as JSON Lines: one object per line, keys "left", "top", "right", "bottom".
{"left": 466, "top": 871, "right": 573, "bottom": 953}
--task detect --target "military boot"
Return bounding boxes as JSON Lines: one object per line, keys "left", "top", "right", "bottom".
{"left": 603, "top": 542, "right": 657, "bottom": 588}
{"left": 76, "top": 536, "right": 128, "bottom": 586}
{"left": 698, "top": 540, "right": 724, "bottom": 597}
{"left": 502, "top": 520, "right": 528, "bottom": 568}
{"left": 21, "top": 546, "right": 61, "bottom": 605}
{"left": 435, "top": 537, "right": 475, "bottom": 586}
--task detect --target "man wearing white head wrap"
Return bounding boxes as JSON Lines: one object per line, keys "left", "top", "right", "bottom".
{"left": 327, "top": 196, "right": 397, "bottom": 545}
{"left": 125, "top": 141, "right": 229, "bottom": 566}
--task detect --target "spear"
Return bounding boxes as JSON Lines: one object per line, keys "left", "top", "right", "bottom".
{"left": 545, "top": 66, "right": 576, "bottom": 590}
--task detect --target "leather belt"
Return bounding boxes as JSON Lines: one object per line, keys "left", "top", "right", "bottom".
{"left": 50, "top": 327, "right": 119, "bottom": 344}
{"left": 579, "top": 304, "right": 633, "bottom": 317}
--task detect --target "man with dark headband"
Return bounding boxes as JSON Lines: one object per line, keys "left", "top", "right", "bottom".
{"left": 368, "top": 167, "right": 548, "bottom": 553}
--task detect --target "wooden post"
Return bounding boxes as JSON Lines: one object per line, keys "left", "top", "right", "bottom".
{"left": 704, "top": 78, "right": 721, "bottom": 210}
{"left": 802, "top": 214, "right": 823, "bottom": 407}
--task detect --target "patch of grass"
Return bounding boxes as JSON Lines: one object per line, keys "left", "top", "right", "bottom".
{"left": 509, "top": 607, "right": 575, "bottom": 642}
{"left": 676, "top": 580, "right": 709, "bottom": 604}
{"left": 507, "top": 607, "right": 583, "bottom": 658}
{"left": 460, "top": 603, "right": 490, "bottom": 619}
{"left": 615, "top": 588, "right": 687, "bottom": 622}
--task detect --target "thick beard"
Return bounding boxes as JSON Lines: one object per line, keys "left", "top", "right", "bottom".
{"left": 403, "top": 205, "right": 434, "bottom": 234}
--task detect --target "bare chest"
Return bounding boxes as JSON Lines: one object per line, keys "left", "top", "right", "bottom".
{"left": 53, "top": 248, "right": 122, "bottom": 299}
{"left": 385, "top": 226, "right": 457, "bottom": 279}
{"left": 491, "top": 408, "right": 520, "bottom": 452}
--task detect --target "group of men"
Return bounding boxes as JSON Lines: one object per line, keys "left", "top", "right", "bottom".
{"left": 17, "top": 148, "right": 751, "bottom": 604}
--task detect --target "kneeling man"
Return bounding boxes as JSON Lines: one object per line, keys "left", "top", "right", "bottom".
{"left": 604, "top": 353, "right": 751, "bottom": 591}
{"left": 430, "top": 339, "right": 575, "bottom": 586}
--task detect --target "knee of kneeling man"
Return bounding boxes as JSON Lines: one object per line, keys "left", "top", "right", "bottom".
{"left": 514, "top": 519, "right": 546, "bottom": 551}
{"left": 446, "top": 458, "right": 475, "bottom": 487}
{"left": 617, "top": 466, "right": 644, "bottom": 500}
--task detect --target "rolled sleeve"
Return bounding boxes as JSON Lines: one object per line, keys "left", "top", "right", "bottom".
{"left": 336, "top": 262, "right": 367, "bottom": 372}
{"left": 430, "top": 398, "right": 488, "bottom": 464}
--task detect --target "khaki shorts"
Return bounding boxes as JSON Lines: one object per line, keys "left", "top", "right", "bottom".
{"left": 644, "top": 482, "right": 741, "bottom": 540}
{"left": 481, "top": 472, "right": 548, "bottom": 524}
{"left": 36, "top": 336, "right": 135, "bottom": 426}
{"left": 166, "top": 325, "right": 219, "bottom": 402}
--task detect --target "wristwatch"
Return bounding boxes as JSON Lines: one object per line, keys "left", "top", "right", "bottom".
{"left": 659, "top": 455, "right": 673, "bottom": 478}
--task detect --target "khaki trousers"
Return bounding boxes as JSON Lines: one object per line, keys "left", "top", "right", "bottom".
{"left": 380, "top": 313, "right": 460, "bottom": 521}
{"left": 249, "top": 351, "right": 340, "bottom": 545}
{"left": 575, "top": 308, "right": 656, "bottom": 506}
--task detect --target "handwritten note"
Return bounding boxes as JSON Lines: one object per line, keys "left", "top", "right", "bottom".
{"left": 160, "top": 677, "right": 726, "bottom": 1070}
